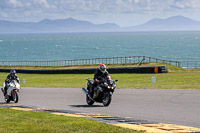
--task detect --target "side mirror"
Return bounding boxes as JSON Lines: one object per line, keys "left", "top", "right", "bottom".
{"left": 115, "top": 80, "right": 118, "bottom": 82}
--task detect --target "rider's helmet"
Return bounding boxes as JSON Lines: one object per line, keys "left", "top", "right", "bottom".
{"left": 10, "top": 69, "right": 16, "bottom": 75}
{"left": 99, "top": 64, "right": 106, "bottom": 73}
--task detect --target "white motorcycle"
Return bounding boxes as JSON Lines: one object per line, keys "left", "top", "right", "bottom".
{"left": 1, "top": 80, "right": 21, "bottom": 103}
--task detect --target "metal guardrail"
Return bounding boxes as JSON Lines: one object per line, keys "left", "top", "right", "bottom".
{"left": 2, "top": 56, "right": 200, "bottom": 69}
{"left": 0, "top": 56, "right": 181, "bottom": 67}
{"left": 179, "top": 61, "right": 200, "bottom": 69}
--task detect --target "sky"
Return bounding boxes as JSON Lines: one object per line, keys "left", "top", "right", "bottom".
{"left": 0, "top": 0, "right": 200, "bottom": 27}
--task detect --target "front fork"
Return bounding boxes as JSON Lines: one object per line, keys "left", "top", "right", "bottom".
{"left": 12, "top": 89, "right": 18, "bottom": 99}
{"left": 103, "top": 91, "right": 113, "bottom": 99}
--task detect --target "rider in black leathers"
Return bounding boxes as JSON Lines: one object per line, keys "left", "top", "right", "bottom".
{"left": 4, "top": 69, "right": 20, "bottom": 96}
{"left": 92, "top": 64, "right": 109, "bottom": 98}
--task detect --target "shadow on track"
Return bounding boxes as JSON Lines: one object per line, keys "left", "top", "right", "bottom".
{"left": 0, "top": 102, "right": 10, "bottom": 104}
{"left": 69, "top": 105, "right": 104, "bottom": 108}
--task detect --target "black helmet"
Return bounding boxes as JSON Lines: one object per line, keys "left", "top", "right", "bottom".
{"left": 10, "top": 69, "right": 16, "bottom": 74}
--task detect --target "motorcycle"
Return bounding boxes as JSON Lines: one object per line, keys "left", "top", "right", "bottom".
{"left": 1, "top": 80, "right": 21, "bottom": 103}
{"left": 82, "top": 76, "right": 118, "bottom": 106}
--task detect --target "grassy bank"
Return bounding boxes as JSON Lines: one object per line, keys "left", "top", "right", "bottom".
{"left": 0, "top": 63, "right": 199, "bottom": 89}
{"left": 0, "top": 108, "right": 139, "bottom": 133}
{"left": 0, "top": 62, "right": 179, "bottom": 70}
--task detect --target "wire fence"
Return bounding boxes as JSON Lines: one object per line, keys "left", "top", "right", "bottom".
{"left": 0, "top": 56, "right": 183, "bottom": 67}
{"left": 179, "top": 61, "right": 200, "bottom": 69}
{"left": 0, "top": 56, "right": 199, "bottom": 68}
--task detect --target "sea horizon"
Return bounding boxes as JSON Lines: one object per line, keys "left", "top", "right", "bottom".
{"left": 0, "top": 31, "right": 199, "bottom": 62}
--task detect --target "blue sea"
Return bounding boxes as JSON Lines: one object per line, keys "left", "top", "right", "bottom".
{"left": 0, "top": 31, "right": 199, "bottom": 61}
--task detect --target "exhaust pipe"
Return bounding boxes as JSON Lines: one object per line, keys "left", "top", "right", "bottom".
{"left": 82, "top": 88, "right": 95, "bottom": 102}
{"left": 1, "top": 88, "right": 4, "bottom": 93}
{"left": 82, "top": 88, "right": 88, "bottom": 95}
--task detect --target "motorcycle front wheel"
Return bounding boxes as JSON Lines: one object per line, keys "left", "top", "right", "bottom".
{"left": 102, "top": 92, "right": 112, "bottom": 106}
{"left": 86, "top": 95, "right": 94, "bottom": 105}
{"left": 13, "top": 91, "right": 18, "bottom": 103}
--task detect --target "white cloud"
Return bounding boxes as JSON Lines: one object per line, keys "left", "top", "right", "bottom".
{"left": 0, "top": 9, "right": 7, "bottom": 18}
{"left": 32, "top": 0, "right": 56, "bottom": 9}
{"left": 173, "top": 0, "right": 200, "bottom": 9}
{"left": 8, "top": 0, "right": 23, "bottom": 8}
{"left": 0, "top": 0, "right": 200, "bottom": 26}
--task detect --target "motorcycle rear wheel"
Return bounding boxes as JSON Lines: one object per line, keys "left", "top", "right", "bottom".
{"left": 102, "top": 92, "right": 112, "bottom": 106}
{"left": 5, "top": 97, "right": 10, "bottom": 103}
{"left": 86, "top": 95, "right": 94, "bottom": 105}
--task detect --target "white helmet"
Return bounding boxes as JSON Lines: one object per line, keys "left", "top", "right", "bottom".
{"left": 99, "top": 64, "right": 106, "bottom": 73}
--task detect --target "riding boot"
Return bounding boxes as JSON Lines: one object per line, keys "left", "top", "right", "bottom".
{"left": 96, "top": 87, "right": 103, "bottom": 96}
{"left": 87, "top": 86, "right": 93, "bottom": 97}
{"left": 4, "top": 86, "right": 7, "bottom": 96}
{"left": 93, "top": 91, "right": 97, "bottom": 98}
{"left": 5, "top": 94, "right": 9, "bottom": 99}
{"left": 93, "top": 87, "right": 98, "bottom": 98}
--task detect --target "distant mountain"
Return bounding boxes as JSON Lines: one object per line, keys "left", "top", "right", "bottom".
{"left": 125, "top": 15, "right": 200, "bottom": 31}
{"left": 1, "top": 16, "right": 200, "bottom": 33}
{"left": 0, "top": 18, "right": 120, "bottom": 33}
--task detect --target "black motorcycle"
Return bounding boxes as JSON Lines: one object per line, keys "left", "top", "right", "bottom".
{"left": 82, "top": 77, "right": 118, "bottom": 106}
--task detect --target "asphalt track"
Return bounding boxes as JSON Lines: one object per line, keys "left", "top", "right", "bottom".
{"left": 0, "top": 87, "right": 200, "bottom": 128}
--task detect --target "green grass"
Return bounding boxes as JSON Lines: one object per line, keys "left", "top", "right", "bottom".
{"left": 111, "top": 72, "right": 200, "bottom": 89}
{"left": 0, "top": 63, "right": 200, "bottom": 89}
{"left": 0, "top": 108, "right": 139, "bottom": 133}
{"left": 0, "top": 62, "right": 180, "bottom": 70}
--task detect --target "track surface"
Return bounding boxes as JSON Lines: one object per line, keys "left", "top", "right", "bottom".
{"left": 0, "top": 88, "right": 199, "bottom": 128}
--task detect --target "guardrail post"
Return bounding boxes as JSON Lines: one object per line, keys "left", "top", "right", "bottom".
{"left": 138, "top": 56, "right": 140, "bottom": 64}
{"left": 176, "top": 61, "right": 179, "bottom": 67}
{"left": 143, "top": 56, "right": 145, "bottom": 63}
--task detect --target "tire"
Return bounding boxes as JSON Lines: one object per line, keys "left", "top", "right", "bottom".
{"left": 86, "top": 95, "right": 94, "bottom": 105}
{"left": 102, "top": 92, "right": 112, "bottom": 106}
{"left": 5, "top": 97, "right": 10, "bottom": 103}
{"left": 13, "top": 91, "right": 18, "bottom": 103}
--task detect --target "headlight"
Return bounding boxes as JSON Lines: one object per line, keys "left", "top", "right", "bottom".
{"left": 108, "top": 86, "right": 114, "bottom": 89}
